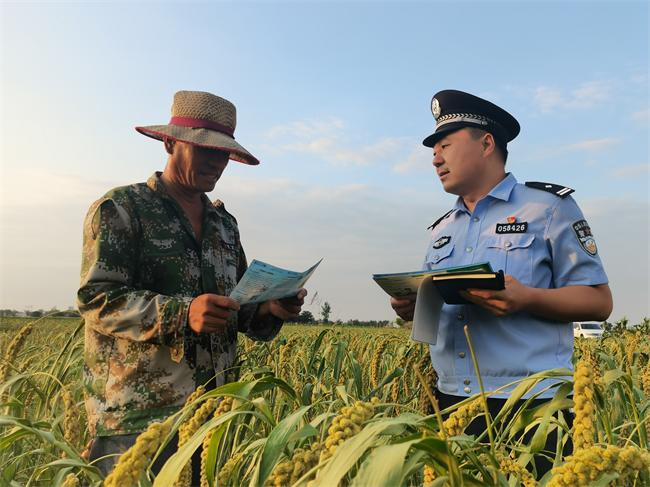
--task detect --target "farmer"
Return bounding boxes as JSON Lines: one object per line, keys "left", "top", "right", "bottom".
{"left": 390, "top": 89, "right": 612, "bottom": 473}
{"left": 77, "top": 90, "right": 306, "bottom": 478}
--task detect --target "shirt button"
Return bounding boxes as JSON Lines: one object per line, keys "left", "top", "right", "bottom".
{"left": 464, "top": 386, "right": 471, "bottom": 394}
{"left": 434, "top": 255, "right": 439, "bottom": 261}
{"left": 463, "top": 379, "right": 471, "bottom": 385}
{"left": 458, "top": 352, "right": 466, "bottom": 358}
{"left": 473, "top": 217, "right": 479, "bottom": 222}
{"left": 465, "top": 247, "right": 473, "bottom": 253}
{"left": 457, "top": 313, "right": 464, "bottom": 320}
{"left": 505, "top": 242, "right": 512, "bottom": 248}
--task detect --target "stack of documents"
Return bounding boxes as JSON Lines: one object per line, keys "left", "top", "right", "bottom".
{"left": 372, "top": 262, "right": 504, "bottom": 344}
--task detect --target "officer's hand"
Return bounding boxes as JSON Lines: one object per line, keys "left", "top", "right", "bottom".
{"left": 258, "top": 288, "right": 308, "bottom": 321}
{"left": 390, "top": 295, "right": 417, "bottom": 321}
{"left": 188, "top": 294, "right": 241, "bottom": 334}
{"left": 460, "top": 275, "right": 531, "bottom": 317}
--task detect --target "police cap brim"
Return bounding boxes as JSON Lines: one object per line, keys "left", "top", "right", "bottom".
{"left": 422, "top": 124, "right": 467, "bottom": 148}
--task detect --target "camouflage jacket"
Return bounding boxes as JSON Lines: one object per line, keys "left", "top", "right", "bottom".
{"left": 78, "top": 172, "right": 282, "bottom": 436}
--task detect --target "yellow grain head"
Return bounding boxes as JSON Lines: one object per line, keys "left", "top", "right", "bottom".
{"left": 103, "top": 417, "right": 173, "bottom": 487}
{"left": 548, "top": 445, "right": 650, "bottom": 487}
{"left": 200, "top": 396, "right": 235, "bottom": 486}
{"left": 496, "top": 451, "right": 537, "bottom": 487}
{"left": 442, "top": 398, "right": 483, "bottom": 437}
{"left": 320, "top": 399, "right": 377, "bottom": 462}
{"left": 217, "top": 451, "right": 245, "bottom": 486}
{"left": 0, "top": 321, "right": 35, "bottom": 383}
{"left": 370, "top": 338, "right": 390, "bottom": 388}
{"left": 423, "top": 465, "right": 437, "bottom": 485}
{"left": 60, "top": 386, "right": 80, "bottom": 457}
{"left": 175, "top": 397, "right": 217, "bottom": 487}
{"left": 572, "top": 360, "right": 596, "bottom": 450}
{"left": 61, "top": 473, "right": 79, "bottom": 487}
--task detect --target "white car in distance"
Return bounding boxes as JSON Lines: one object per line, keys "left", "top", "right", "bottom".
{"left": 573, "top": 322, "right": 604, "bottom": 338}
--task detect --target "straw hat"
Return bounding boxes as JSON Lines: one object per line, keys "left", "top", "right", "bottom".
{"left": 136, "top": 90, "right": 259, "bottom": 165}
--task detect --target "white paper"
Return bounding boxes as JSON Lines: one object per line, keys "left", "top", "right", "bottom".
{"left": 410, "top": 278, "right": 443, "bottom": 345}
{"left": 230, "top": 258, "right": 322, "bottom": 305}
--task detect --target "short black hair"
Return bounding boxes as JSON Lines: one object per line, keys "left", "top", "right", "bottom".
{"left": 466, "top": 127, "right": 508, "bottom": 164}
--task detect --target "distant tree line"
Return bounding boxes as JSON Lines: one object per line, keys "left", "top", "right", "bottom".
{"left": 291, "top": 302, "right": 393, "bottom": 327}
{"left": 0, "top": 308, "right": 80, "bottom": 318}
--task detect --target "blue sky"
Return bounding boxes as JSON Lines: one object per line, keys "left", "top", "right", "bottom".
{"left": 1, "top": 1, "right": 648, "bottom": 323}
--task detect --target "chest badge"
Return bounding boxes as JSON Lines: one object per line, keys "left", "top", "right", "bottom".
{"left": 496, "top": 217, "right": 528, "bottom": 234}
{"left": 432, "top": 236, "right": 451, "bottom": 249}
{"left": 573, "top": 220, "right": 598, "bottom": 256}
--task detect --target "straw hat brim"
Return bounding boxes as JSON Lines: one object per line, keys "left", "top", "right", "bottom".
{"left": 135, "top": 125, "right": 260, "bottom": 165}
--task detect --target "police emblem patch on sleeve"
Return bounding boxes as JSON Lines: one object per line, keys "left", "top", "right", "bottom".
{"left": 432, "top": 236, "right": 451, "bottom": 249}
{"left": 572, "top": 220, "right": 598, "bottom": 256}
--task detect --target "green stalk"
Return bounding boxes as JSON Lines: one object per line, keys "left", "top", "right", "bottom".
{"left": 622, "top": 369, "right": 647, "bottom": 449}
{"left": 463, "top": 324, "right": 498, "bottom": 478}
{"left": 414, "top": 366, "right": 460, "bottom": 487}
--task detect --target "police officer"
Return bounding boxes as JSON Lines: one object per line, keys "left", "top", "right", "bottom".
{"left": 390, "top": 89, "right": 612, "bottom": 472}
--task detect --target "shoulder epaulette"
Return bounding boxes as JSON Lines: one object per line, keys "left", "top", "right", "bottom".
{"left": 525, "top": 181, "right": 574, "bottom": 198}
{"left": 426, "top": 209, "right": 454, "bottom": 231}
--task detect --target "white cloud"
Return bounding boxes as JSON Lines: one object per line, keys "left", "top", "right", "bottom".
{"left": 566, "top": 138, "right": 621, "bottom": 152}
{"left": 631, "top": 108, "right": 649, "bottom": 123}
{"left": 263, "top": 117, "right": 411, "bottom": 167}
{"left": 533, "top": 86, "right": 564, "bottom": 114}
{"left": 393, "top": 146, "right": 431, "bottom": 174}
{"left": 264, "top": 118, "right": 345, "bottom": 139}
{"left": 516, "top": 137, "right": 622, "bottom": 164}
{"left": 610, "top": 163, "right": 650, "bottom": 179}
{"left": 216, "top": 176, "right": 300, "bottom": 198}
{"left": 1, "top": 168, "right": 117, "bottom": 208}
{"left": 330, "top": 137, "right": 405, "bottom": 166}
{"left": 533, "top": 81, "right": 611, "bottom": 114}
{"left": 571, "top": 81, "right": 610, "bottom": 108}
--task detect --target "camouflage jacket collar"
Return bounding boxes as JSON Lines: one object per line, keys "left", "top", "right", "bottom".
{"left": 147, "top": 171, "right": 215, "bottom": 210}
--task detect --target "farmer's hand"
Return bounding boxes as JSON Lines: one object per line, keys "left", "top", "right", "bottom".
{"left": 258, "top": 288, "right": 308, "bottom": 321}
{"left": 390, "top": 295, "right": 417, "bottom": 321}
{"left": 188, "top": 294, "right": 241, "bottom": 334}
{"left": 460, "top": 274, "right": 531, "bottom": 317}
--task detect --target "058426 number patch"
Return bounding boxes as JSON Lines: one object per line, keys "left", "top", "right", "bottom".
{"left": 495, "top": 222, "right": 528, "bottom": 234}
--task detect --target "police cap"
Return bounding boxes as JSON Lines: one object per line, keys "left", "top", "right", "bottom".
{"left": 422, "top": 89, "right": 520, "bottom": 149}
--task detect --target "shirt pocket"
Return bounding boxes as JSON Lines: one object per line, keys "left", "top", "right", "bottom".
{"left": 485, "top": 234, "right": 535, "bottom": 285}
{"left": 425, "top": 242, "right": 455, "bottom": 268}
{"left": 141, "top": 239, "right": 188, "bottom": 291}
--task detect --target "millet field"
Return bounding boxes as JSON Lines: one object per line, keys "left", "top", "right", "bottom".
{"left": 1, "top": 316, "right": 649, "bottom": 487}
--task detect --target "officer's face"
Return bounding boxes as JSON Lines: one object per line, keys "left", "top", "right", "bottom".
{"left": 168, "top": 141, "right": 230, "bottom": 193}
{"left": 432, "top": 129, "right": 486, "bottom": 195}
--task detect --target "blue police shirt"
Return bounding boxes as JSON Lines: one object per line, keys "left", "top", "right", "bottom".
{"left": 423, "top": 173, "right": 608, "bottom": 398}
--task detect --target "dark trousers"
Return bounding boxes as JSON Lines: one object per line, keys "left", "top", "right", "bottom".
{"left": 88, "top": 431, "right": 203, "bottom": 485}
{"left": 435, "top": 390, "right": 573, "bottom": 478}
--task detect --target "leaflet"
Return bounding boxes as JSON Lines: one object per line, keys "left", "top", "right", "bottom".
{"left": 230, "top": 258, "right": 322, "bottom": 305}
